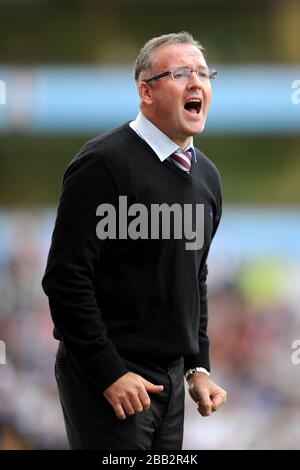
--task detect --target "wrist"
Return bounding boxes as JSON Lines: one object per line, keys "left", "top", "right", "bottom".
{"left": 185, "top": 367, "right": 210, "bottom": 381}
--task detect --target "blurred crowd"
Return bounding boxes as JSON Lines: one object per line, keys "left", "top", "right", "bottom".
{"left": 0, "top": 210, "right": 300, "bottom": 449}
{"left": 184, "top": 266, "right": 300, "bottom": 449}
{"left": 0, "top": 211, "right": 67, "bottom": 449}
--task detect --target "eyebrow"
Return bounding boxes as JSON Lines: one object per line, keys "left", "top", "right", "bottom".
{"left": 172, "top": 64, "right": 209, "bottom": 71}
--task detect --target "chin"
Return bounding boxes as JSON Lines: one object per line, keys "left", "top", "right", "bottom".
{"left": 185, "top": 122, "right": 205, "bottom": 137}
{"left": 182, "top": 115, "right": 206, "bottom": 136}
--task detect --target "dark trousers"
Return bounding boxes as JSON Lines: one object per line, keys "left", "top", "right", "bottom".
{"left": 55, "top": 342, "right": 185, "bottom": 450}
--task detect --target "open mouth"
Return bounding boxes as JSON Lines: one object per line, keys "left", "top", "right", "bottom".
{"left": 184, "top": 99, "right": 202, "bottom": 114}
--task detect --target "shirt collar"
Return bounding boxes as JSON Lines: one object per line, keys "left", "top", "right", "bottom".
{"left": 129, "top": 112, "right": 196, "bottom": 163}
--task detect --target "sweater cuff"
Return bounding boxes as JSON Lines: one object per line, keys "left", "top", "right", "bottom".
{"left": 183, "top": 345, "right": 210, "bottom": 374}
{"left": 75, "top": 342, "right": 129, "bottom": 393}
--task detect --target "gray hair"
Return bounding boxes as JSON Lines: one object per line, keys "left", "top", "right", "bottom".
{"left": 133, "top": 31, "right": 204, "bottom": 83}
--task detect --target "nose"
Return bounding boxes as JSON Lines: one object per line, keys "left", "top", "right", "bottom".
{"left": 187, "top": 70, "right": 203, "bottom": 89}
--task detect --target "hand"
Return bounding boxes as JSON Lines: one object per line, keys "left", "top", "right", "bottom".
{"left": 187, "top": 372, "right": 227, "bottom": 417}
{"left": 103, "top": 372, "right": 164, "bottom": 420}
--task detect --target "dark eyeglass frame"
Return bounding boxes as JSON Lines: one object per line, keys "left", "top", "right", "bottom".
{"left": 144, "top": 67, "right": 217, "bottom": 84}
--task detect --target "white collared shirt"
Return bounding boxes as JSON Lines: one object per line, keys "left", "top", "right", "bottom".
{"left": 129, "top": 112, "right": 196, "bottom": 164}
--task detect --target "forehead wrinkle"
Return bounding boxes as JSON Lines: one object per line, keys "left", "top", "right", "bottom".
{"left": 152, "top": 46, "right": 207, "bottom": 73}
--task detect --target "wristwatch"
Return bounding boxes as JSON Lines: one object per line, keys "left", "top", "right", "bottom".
{"left": 184, "top": 367, "right": 210, "bottom": 380}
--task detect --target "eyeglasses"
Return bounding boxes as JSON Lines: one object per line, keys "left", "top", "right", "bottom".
{"left": 144, "top": 67, "right": 217, "bottom": 83}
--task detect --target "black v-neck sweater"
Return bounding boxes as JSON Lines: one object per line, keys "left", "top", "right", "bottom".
{"left": 42, "top": 123, "right": 222, "bottom": 392}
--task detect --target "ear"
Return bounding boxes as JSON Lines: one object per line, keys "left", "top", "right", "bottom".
{"left": 138, "top": 81, "right": 154, "bottom": 106}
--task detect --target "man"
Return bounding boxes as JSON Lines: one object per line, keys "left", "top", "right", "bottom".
{"left": 42, "top": 31, "right": 227, "bottom": 450}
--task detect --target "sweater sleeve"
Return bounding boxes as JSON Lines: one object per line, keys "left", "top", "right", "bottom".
{"left": 42, "top": 149, "right": 128, "bottom": 392}
{"left": 183, "top": 181, "right": 223, "bottom": 374}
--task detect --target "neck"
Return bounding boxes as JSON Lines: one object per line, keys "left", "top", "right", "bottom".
{"left": 140, "top": 110, "right": 191, "bottom": 148}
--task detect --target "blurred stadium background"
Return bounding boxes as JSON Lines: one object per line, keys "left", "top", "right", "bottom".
{"left": 0, "top": 0, "right": 300, "bottom": 450}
